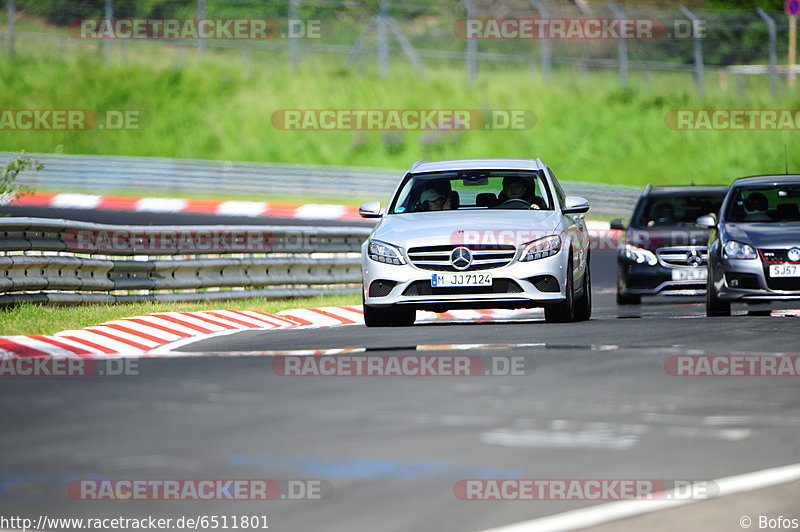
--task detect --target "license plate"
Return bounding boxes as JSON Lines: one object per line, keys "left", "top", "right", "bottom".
{"left": 431, "top": 273, "right": 492, "bottom": 287}
{"left": 769, "top": 264, "right": 800, "bottom": 277}
{"left": 672, "top": 268, "right": 707, "bottom": 281}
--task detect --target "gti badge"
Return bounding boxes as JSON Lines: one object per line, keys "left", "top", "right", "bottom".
{"left": 686, "top": 249, "right": 702, "bottom": 266}
{"left": 450, "top": 247, "right": 473, "bottom": 270}
{"left": 788, "top": 248, "right": 800, "bottom": 262}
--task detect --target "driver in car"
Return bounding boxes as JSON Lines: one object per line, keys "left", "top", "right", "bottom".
{"left": 743, "top": 192, "right": 771, "bottom": 222}
{"left": 499, "top": 177, "right": 540, "bottom": 209}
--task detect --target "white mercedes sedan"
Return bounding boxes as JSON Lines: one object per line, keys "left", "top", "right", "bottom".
{"left": 359, "top": 158, "right": 591, "bottom": 326}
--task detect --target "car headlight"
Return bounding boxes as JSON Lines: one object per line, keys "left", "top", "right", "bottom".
{"left": 723, "top": 240, "right": 757, "bottom": 260}
{"left": 519, "top": 235, "right": 561, "bottom": 262}
{"left": 623, "top": 245, "right": 658, "bottom": 266}
{"left": 368, "top": 239, "right": 406, "bottom": 265}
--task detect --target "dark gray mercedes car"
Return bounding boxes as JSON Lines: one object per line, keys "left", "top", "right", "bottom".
{"left": 699, "top": 175, "right": 800, "bottom": 316}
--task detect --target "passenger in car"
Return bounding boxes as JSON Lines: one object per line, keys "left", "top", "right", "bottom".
{"left": 418, "top": 188, "right": 450, "bottom": 211}
{"left": 650, "top": 203, "right": 675, "bottom": 226}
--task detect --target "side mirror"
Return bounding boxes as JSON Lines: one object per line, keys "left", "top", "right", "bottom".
{"left": 563, "top": 196, "right": 590, "bottom": 215}
{"left": 696, "top": 214, "right": 717, "bottom": 228}
{"left": 359, "top": 201, "right": 382, "bottom": 218}
{"left": 610, "top": 218, "right": 626, "bottom": 230}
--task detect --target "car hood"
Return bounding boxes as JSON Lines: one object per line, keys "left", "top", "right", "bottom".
{"left": 627, "top": 226, "right": 711, "bottom": 249}
{"left": 723, "top": 222, "right": 800, "bottom": 248}
{"left": 371, "top": 210, "right": 563, "bottom": 248}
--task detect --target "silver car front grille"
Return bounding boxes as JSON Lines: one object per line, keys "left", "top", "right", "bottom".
{"left": 656, "top": 246, "right": 708, "bottom": 268}
{"left": 407, "top": 245, "right": 517, "bottom": 272}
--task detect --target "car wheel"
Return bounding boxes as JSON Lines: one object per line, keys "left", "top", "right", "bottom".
{"left": 363, "top": 298, "right": 416, "bottom": 327}
{"left": 616, "top": 291, "right": 641, "bottom": 305}
{"left": 616, "top": 265, "right": 641, "bottom": 305}
{"left": 545, "top": 259, "right": 575, "bottom": 323}
{"left": 706, "top": 275, "right": 731, "bottom": 317}
{"left": 573, "top": 263, "right": 592, "bottom": 321}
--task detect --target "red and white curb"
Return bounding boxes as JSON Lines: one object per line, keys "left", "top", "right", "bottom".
{"left": 5, "top": 192, "right": 363, "bottom": 221}
{"left": 0, "top": 306, "right": 545, "bottom": 358}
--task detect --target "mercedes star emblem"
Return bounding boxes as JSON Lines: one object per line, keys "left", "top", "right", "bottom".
{"left": 686, "top": 249, "right": 702, "bottom": 267}
{"left": 450, "top": 247, "right": 473, "bottom": 270}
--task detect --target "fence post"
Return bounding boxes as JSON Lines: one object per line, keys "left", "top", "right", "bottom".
{"left": 679, "top": 6, "right": 704, "bottom": 99}
{"left": 289, "top": 0, "right": 299, "bottom": 69}
{"left": 607, "top": 2, "right": 628, "bottom": 88}
{"left": 197, "top": 0, "right": 206, "bottom": 56}
{"left": 377, "top": 0, "right": 389, "bottom": 76}
{"left": 530, "top": 0, "right": 550, "bottom": 80}
{"left": 756, "top": 8, "right": 777, "bottom": 99}
{"left": 104, "top": 0, "right": 113, "bottom": 64}
{"left": 463, "top": 0, "right": 477, "bottom": 83}
{"left": 6, "top": 0, "right": 15, "bottom": 60}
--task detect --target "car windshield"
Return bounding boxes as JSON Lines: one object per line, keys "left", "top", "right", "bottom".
{"left": 390, "top": 170, "right": 552, "bottom": 214}
{"left": 724, "top": 186, "right": 800, "bottom": 223}
{"left": 632, "top": 195, "right": 725, "bottom": 227}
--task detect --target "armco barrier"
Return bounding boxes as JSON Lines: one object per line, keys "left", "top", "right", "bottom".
{"left": 0, "top": 218, "right": 623, "bottom": 307}
{"left": 0, "top": 217, "right": 370, "bottom": 306}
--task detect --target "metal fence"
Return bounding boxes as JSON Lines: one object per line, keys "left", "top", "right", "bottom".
{"left": 0, "top": 217, "right": 370, "bottom": 306}
{"left": 3, "top": 152, "right": 642, "bottom": 217}
{"left": 1, "top": 0, "right": 797, "bottom": 97}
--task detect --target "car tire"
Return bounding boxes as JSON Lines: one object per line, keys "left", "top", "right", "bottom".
{"left": 363, "top": 299, "right": 416, "bottom": 327}
{"left": 616, "top": 265, "right": 641, "bottom": 305}
{"left": 545, "top": 258, "right": 575, "bottom": 323}
{"left": 706, "top": 275, "right": 731, "bottom": 317}
{"left": 573, "top": 263, "right": 592, "bottom": 322}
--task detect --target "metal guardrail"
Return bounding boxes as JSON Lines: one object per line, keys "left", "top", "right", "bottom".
{"left": 0, "top": 217, "right": 370, "bottom": 306}
{"left": 3, "top": 152, "right": 642, "bottom": 216}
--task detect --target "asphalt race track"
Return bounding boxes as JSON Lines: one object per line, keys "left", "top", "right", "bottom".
{"left": 1, "top": 211, "right": 799, "bottom": 531}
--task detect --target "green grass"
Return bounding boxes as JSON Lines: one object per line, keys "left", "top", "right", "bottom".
{"left": 1, "top": 35, "right": 799, "bottom": 189}
{"left": 0, "top": 293, "right": 361, "bottom": 335}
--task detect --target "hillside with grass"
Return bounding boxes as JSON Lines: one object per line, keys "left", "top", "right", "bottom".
{"left": 1, "top": 34, "right": 799, "bottom": 187}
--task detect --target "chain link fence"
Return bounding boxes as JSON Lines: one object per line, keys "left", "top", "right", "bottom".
{"left": 1, "top": 0, "right": 797, "bottom": 96}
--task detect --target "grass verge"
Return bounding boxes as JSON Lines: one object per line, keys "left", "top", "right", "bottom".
{"left": 0, "top": 293, "right": 361, "bottom": 336}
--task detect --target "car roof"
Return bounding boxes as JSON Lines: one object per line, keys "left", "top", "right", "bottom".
{"left": 730, "top": 174, "right": 800, "bottom": 187}
{"left": 409, "top": 158, "right": 546, "bottom": 173}
{"left": 645, "top": 185, "right": 729, "bottom": 197}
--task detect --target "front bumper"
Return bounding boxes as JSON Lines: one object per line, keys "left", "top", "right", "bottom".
{"left": 617, "top": 259, "right": 706, "bottom": 296}
{"left": 362, "top": 249, "right": 569, "bottom": 311}
{"left": 712, "top": 257, "right": 800, "bottom": 302}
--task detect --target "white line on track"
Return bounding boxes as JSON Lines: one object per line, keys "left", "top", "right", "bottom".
{"left": 479, "top": 462, "right": 800, "bottom": 532}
